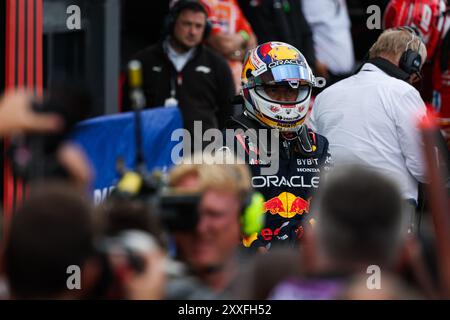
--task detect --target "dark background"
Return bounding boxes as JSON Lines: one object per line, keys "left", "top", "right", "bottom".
{"left": 121, "top": 0, "right": 170, "bottom": 67}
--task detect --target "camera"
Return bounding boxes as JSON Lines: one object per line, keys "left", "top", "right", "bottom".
{"left": 112, "top": 167, "right": 202, "bottom": 233}
{"left": 9, "top": 83, "right": 91, "bottom": 182}
{"left": 101, "top": 179, "right": 202, "bottom": 275}
{"left": 156, "top": 192, "right": 200, "bottom": 232}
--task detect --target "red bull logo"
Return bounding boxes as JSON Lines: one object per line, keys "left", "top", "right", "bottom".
{"left": 263, "top": 192, "right": 311, "bottom": 218}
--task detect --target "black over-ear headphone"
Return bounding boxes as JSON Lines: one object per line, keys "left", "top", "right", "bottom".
{"left": 164, "top": 0, "right": 212, "bottom": 40}
{"left": 397, "top": 26, "right": 424, "bottom": 75}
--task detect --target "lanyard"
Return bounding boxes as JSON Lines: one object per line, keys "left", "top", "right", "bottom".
{"left": 165, "top": 71, "right": 181, "bottom": 107}
{"left": 170, "top": 73, "right": 183, "bottom": 98}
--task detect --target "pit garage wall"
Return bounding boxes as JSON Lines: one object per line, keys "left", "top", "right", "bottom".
{"left": 43, "top": 0, "right": 120, "bottom": 116}
{"left": 2, "top": 0, "right": 44, "bottom": 218}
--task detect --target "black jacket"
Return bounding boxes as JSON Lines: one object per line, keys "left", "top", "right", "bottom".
{"left": 226, "top": 114, "right": 331, "bottom": 249}
{"left": 123, "top": 42, "right": 235, "bottom": 134}
{"left": 238, "top": 0, "right": 316, "bottom": 67}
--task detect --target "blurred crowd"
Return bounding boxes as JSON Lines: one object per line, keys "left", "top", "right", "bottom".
{"left": 0, "top": 0, "right": 449, "bottom": 300}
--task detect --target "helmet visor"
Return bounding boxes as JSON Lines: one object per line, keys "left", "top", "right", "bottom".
{"left": 252, "top": 64, "right": 313, "bottom": 86}
{"left": 255, "top": 83, "right": 311, "bottom": 104}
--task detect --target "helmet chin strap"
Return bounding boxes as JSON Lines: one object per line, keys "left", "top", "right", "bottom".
{"left": 296, "top": 125, "right": 314, "bottom": 154}
{"left": 278, "top": 124, "right": 316, "bottom": 159}
{"left": 240, "top": 111, "right": 317, "bottom": 159}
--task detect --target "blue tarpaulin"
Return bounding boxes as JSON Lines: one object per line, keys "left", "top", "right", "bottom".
{"left": 71, "top": 107, "right": 183, "bottom": 202}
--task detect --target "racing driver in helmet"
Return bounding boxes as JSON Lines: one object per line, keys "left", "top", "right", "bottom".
{"left": 223, "top": 41, "right": 332, "bottom": 251}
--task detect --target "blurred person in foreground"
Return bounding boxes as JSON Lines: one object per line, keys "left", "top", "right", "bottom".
{"left": 234, "top": 247, "right": 302, "bottom": 299}
{"left": 167, "top": 155, "right": 254, "bottom": 297}
{"left": 339, "top": 273, "right": 423, "bottom": 300}
{"left": 269, "top": 166, "right": 423, "bottom": 300}
{"left": 309, "top": 28, "right": 428, "bottom": 234}
{"left": 3, "top": 183, "right": 99, "bottom": 299}
{"left": 2, "top": 183, "right": 167, "bottom": 300}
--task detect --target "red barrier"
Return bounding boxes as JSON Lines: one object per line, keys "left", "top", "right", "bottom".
{"left": 3, "top": 0, "right": 43, "bottom": 221}
{"left": 419, "top": 108, "right": 450, "bottom": 299}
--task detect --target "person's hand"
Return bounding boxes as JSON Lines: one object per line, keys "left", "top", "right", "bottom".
{"left": 124, "top": 249, "right": 167, "bottom": 300}
{"left": 409, "top": 73, "right": 422, "bottom": 85}
{"left": 229, "top": 49, "right": 246, "bottom": 61}
{"left": 257, "top": 246, "right": 269, "bottom": 254}
{"left": 57, "top": 142, "right": 94, "bottom": 191}
{"left": 110, "top": 248, "right": 167, "bottom": 300}
{"left": 0, "top": 90, "right": 63, "bottom": 137}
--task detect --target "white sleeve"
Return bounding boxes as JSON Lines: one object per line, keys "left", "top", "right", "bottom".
{"left": 302, "top": 0, "right": 334, "bottom": 25}
{"left": 393, "top": 88, "right": 427, "bottom": 183}
{"left": 306, "top": 96, "right": 320, "bottom": 132}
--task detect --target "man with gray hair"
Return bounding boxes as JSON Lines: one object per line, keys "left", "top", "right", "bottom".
{"left": 309, "top": 27, "right": 428, "bottom": 233}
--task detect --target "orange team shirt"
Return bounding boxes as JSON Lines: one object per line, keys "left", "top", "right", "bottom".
{"left": 201, "top": 0, "right": 255, "bottom": 93}
{"left": 202, "top": 0, "right": 253, "bottom": 35}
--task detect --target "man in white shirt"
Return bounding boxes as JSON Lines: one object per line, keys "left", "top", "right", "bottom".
{"left": 309, "top": 27, "right": 428, "bottom": 233}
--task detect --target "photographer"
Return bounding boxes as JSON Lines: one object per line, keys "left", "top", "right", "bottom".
{"left": 167, "top": 156, "right": 254, "bottom": 297}
{"left": 269, "top": 166, "right": 423, "bottom": 300}
{"left": 97, "top": 199, "right": 168, "bottom": 300}
{"left": 3, "top": 182, "right": 101, "bottom": 299}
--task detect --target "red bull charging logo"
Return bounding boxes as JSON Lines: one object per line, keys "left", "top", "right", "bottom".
{"left": 264, "top": 192, "right": 311, "bottom": 219}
